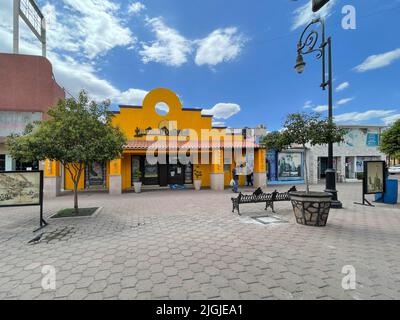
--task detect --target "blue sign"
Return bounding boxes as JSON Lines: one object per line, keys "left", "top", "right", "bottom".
{"left": 266, "top": 149, "right": 278, "bottom": 182}
{"left": 366, "top": 133, "right": 380, "bottom": 147}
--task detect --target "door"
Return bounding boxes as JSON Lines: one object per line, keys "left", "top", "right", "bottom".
{"left": 168, "top": 163, "right": 185, "bottom": 185}
{"left": 159, "top": 164, "right": 168, "bottom": 187}
{"left": 131, "top": 156, "right": 142, "bottom": 186}
{"left": 144, "top": 159, "right": 159, "bottom": 185}
{"left": 320, "top": 157, "right": 328, "bottom": 178}
{"left": 345, "top": 157, "right": 355, "bottom": 179}
{"left": 0, "top": 155, "right": 5, "bottom": 171}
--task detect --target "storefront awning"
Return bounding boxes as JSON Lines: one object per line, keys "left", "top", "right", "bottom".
{"left": 125, "top": 140, "right": 263, "bottom": 151}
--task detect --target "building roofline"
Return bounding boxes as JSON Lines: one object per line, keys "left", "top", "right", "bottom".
{"left": 119, "top": 105, "right": 143, "bottom": 109}
{"left": 338, "top": 124, "right": 387, "bottom": 128}
{"left": 182, "top": 108, "right": 202, "bottom": 112}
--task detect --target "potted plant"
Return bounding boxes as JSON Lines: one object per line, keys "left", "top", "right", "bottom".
{"left": 193, "top": 166, "right": 203, "bottom": 191}
{"left": 263, "top": 113, "right": 345, "bottom": 227}
{"left": 133, "top": 169, "right": 142, "bottom": 193}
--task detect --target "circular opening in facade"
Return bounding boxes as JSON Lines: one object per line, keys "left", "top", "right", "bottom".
{"left": 155, "top": 102, "right": 170, "bottom": 116}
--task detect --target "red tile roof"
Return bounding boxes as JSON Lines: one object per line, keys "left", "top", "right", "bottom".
{"left": 125, "top": 140, "right": 263, "bottom": 151}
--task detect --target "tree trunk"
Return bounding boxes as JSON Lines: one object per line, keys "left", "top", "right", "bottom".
{"left": 303, "top": 145, "right": 310, "bottom": 194}
{"left": 73, "top": 182, "right": 79, "bottom": 214}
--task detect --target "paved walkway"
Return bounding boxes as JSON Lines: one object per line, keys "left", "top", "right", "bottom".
{"left": 0, "top": 182, "right": 399, "bottom": 300}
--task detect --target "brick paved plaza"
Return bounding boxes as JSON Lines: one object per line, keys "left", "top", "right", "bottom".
{"left": 0, "top": 181, "right": 399, "bottom": 300}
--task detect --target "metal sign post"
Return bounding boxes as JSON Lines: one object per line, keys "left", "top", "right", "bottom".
{"left": 354, "top": 161, "right": 386, "bottom": 207}
{"left": 0, "top": 171, "right": 48, "bottom": 232}
{"left": 13, "top": 0, "right": 47, "bottom": 57}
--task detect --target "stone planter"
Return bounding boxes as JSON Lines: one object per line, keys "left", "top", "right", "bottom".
{"left": 289, "top": 191, "right": 332, "bottom": 227}
{"left": 134, "top": 182, "right": 142, "bottom": 194}
{"left": 194, "top": 180, "right": 202, "bottom": 191}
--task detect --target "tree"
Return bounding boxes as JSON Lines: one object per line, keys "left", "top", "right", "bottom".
{"left": 263, "top": 113, "right": 346, "bottom": 194}
{"left": 262, "top": 130, "right": 291, "bottom": 152}
{"left": 7, "top": 91, "right": 127, "bottom": 213}
{"left": 380, "top": 119, "right": 400, "bottom": 159}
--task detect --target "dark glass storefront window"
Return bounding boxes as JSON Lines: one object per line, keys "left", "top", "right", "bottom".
{"left": 132, "top": 156, "right": 142, "bottom": 184}
{"left": 16, "top": 160, "right": 39, "bottom": 171}
{"left": 185, "top": 165, "right": 193, "bottom": 184}
{"left": 0, "top": 155, "right": 5, "bottom": 171}
{"left": 144, "top": 159, "right": 158, "bottom": 185}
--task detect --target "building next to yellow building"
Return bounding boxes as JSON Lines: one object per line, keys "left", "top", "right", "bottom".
{"left": 45, "top": 88, "right": 267, "bottom": 196}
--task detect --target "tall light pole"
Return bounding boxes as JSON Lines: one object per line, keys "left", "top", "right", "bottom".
{"left": 294, "top": 18, "right": 343, "bottom": 209}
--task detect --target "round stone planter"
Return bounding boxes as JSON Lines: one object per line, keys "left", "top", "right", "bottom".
{"left": 289, "top": 191, "right": 332, "bottom": 227}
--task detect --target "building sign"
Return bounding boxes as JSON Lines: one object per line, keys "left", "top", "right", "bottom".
{"left": 134, "top": 127, "right": 191, "bottom": 137}
{"left": 0, "top": 171, "right": 42, "bottom": 207}
{"left": 366, "top": 133, "right": 380, "bottom": 147}
{"left": 364, "top": 161, "right": 385, "bottom": 195}
{"left": 278, "top": 152, "right": 303, "bottom": 181}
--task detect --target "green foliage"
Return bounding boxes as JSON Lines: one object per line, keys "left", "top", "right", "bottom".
{"left": 380, "top": 119, "right": 400, "bottom": 158}
{"left": 262, "top": 131, "right": 291, "bottom": 152}
{"left": 283, "top": 113, "right": 345, "bottom": 147}
{"left": 264, "top": 112, "right": 346, "bottom": 194}
{"left": 193, "top": 166, "right": 203, "bottom": 180}
{"left": 7, "top": 91, "right": 127, "bottom": 212}
{"left": 133, "top": 169, "right": 142, "bottom": 181}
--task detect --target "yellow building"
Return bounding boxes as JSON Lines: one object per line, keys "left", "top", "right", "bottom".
{"left": 45, "top": 88, "right": 266, "bottom": 195}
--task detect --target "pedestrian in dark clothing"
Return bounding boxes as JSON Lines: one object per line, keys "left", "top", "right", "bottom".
{"left": 246, "top": 172, "right": 254, "bottom": 187}
{"left": 232, "top": 167, "right": 239, "bottom": 193}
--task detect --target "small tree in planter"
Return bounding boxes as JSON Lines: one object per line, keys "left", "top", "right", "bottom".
{"left": 266, "top": 113, "right": 345, "bottom": 226}
{"left": 133, "top": 170, "right": 142, "bottom": 193}
{"left": 193, "top": 166, "right": 203, "bottom": 191}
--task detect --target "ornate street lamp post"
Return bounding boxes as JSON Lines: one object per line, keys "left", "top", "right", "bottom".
{"left": 295, "top": 18, "right": 343, "bottom": 209}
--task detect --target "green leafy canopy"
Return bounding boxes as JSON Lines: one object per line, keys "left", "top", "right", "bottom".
{"left": 7, "top": 91, "right": 127, "bottom": 165}
{"left": 380, "top": 119, "right": 400, "bottom": 158}
{"left": 262, "top": 113, "right": 346, "bottom": 149}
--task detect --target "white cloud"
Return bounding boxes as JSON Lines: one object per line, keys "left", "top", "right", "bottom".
{"left": 141, "top": 18, "right": 247, "bottom": 67}
{"left": 383, "top": 114, "right": 400, "bottom": 125}
{"left": 292, "top": 0, "right": 337, "bottom": 30}
{"left": 337, "top": 97, "right": 355, "bottom": 105}
{"left": 312, "top": 105, "right": 329, "bottom": 113}
{"left": 42, "top": 3, "right": 80, "bottom": 53}
{"left": 140, "top": 17, "right": 192, "bottom": 67}
{"left": 303, "top": 101, "right": 335, "bottom": 112}
{"left": 0, "top": 18, "right": 145, "bottom": 105}
{"left": 303, "top": 100, "right": 313, "bottom": 109}
{"left": 212, "top": 121, "right": 227, "bottom": 128}
{"left": 354, "top": 48, "right": 400, "bottom": 72}
{"left": 202, "top": 103, "right": 241, "bottom": 120}
{"left": 335, "top": 110, "right": 397, "bottom": 123}
{"left": 128, "top": 2, "right": 146, "bottom": 15}
{"left": 62, "top": 0, "right": 135, "bottom": 59}
{"left": 336, "top": 82, "right": 350, "bottom": 92}
{"left": 195, "top": 28, "right": 247, "bottom": 66}
{"left": 113, "top": 88, "right": 148, "bottom": 105}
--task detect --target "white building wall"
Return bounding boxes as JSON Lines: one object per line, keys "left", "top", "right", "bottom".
{"left": 306, "top": 126, "right": 386, "bottom": 184}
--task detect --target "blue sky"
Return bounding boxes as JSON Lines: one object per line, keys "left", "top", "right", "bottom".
{"left": 1, "top": 0, "right": 400, "bottom": 130}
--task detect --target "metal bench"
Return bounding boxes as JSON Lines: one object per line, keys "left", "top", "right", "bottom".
{"left": 231, "top": 187, "right": 297, "bottom": 215}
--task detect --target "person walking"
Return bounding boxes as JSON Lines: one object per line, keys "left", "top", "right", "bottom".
{"left": 246, "top": 171, "right": 254, "bottom": 187}
{"left": 232, "top": 166, "right": 239, "bottom": 193}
